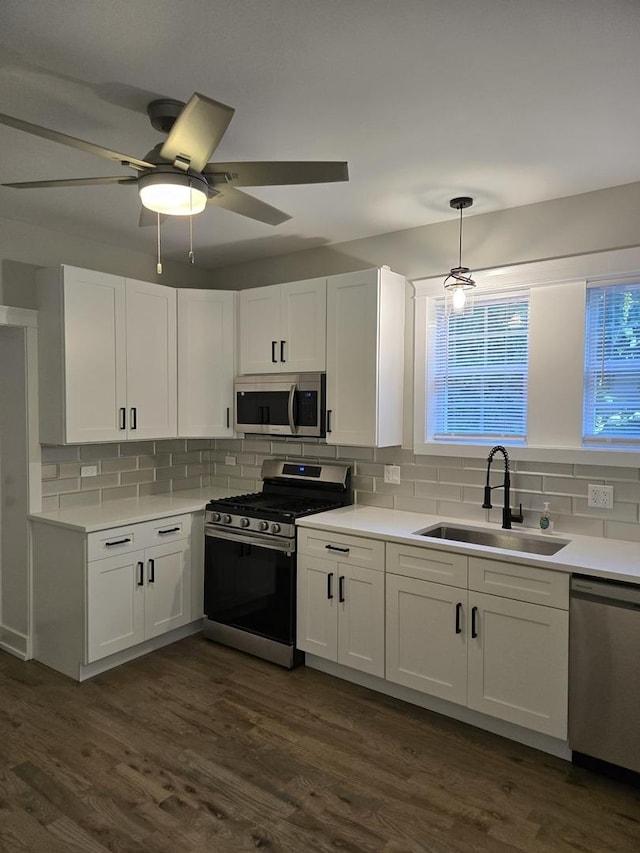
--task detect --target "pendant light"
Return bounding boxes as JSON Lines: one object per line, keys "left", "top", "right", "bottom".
{"left": 444, "top": 196, "right": 476, "bottom": 315}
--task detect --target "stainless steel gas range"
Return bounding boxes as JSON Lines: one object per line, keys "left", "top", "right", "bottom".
{"left": 203, "top": 459, "right": 352, "bottom": 668}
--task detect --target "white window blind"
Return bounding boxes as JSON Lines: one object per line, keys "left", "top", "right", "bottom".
{"left": 429, "top": 293, "right": 530, "bottom": 441}
{"left": 583, "top": 283, "right": 640, "bottom": 442}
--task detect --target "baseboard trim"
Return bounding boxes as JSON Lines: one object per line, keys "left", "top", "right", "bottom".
{"left": 305, "top": 654, "right": 571, "bottom": 761}
{"left": 0, "top": 625, "right": 29, "bottom": 660}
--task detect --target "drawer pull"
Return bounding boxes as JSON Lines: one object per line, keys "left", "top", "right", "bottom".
{"left": 338, "top": 575, "right": 345, "bottom": 603}
{"left": 455, "top": 602, "right": 463, "bottom": 635}
{"left": 158, "top": 526, "right": 180, "bottom": 535}
{"left": 137, "top": 561, "right": 144, "bottom": 586}
{"left": 105, "top": 537, "right": 132, "bottom": 547}
{"left": 148, "top": 558, "right": 155, "bottom": 583}
{"left": 471, "top": 606, "right": 479, "bottom": 638}
{"left": 325, "top": 544, "right": 350, "bottom": 553}
{"left": 327, "top": 572, "right": 334, "bottom": 600}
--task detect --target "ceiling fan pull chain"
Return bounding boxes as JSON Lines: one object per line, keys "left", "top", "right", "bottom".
{"left": 188, "top": 180, "right": 195, "bottom": 264}
{"left": 156, "top": 212, "right": 163, "bottom": 275}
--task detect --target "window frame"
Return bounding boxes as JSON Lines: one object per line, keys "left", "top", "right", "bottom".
{"left": 412, "top": 246, "right": 640, "bottom": 466}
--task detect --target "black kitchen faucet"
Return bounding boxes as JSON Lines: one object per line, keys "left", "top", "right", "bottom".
{"left": 482, "top": 445, "right": 524, "bottom": 530}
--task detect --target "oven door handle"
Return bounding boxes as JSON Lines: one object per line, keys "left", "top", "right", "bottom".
{"left": 287, "top": 384, "right": 298, "bottom": 434}
{"left": 205, "top": 525, "right": 294, "bottom": 554}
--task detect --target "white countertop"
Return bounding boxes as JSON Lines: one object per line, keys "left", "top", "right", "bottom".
{"left": 29, "top": 487, "right": 231, "bottom": 533}
{"left": 297, "top": 505, "right": 640, "bottom": 584}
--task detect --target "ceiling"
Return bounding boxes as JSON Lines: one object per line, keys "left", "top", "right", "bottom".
{"left": 1, "top": 0, "right": 640, "bottom": 270}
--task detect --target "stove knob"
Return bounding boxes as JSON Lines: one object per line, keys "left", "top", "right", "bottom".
{"left": 211, "top": 512, "right": 221, "bottom": 522}
{"left": 239, "top": 517, "right": 250, "bottom": 528}
{"left": 258, "top": 521, "right": 269, "bottom": 532}
{"left": 222, "top": 514, "right": 232, "bottom": 524}
{"left": 271, "top": 523, "right": 281, "bottom": 534}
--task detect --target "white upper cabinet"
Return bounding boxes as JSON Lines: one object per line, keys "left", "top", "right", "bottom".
{"left": 177, "top": 288, "right": 235, "bottom": 438}
{"left": 239, "top": 278, "right": 326, "bottom": 374}
{"left": 36, "top": 265, "right": 177, "bottom": 444}
{"left": 326, "top": 267, "right": 405, "bottom": 447}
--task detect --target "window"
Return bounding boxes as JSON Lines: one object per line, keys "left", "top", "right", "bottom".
{"left": 583, "top": 283, "right": 640, "bottom": 442}
{"left": 428, "top": 293, "right": 530, "bottom": 442}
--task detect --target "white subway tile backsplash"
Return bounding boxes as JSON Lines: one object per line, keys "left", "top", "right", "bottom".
{"left": 36, "top": 436, "right": 640, "bottom": 542}
{"left": 394, "top": 495, "right": 438, "bottom": 515}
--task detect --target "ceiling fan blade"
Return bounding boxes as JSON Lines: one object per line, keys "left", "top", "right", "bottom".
{"left": 138, "top": 207, "right": 168, "bottom": 227}
{"left": 0, "top": 113, "right": 155, "bottom": 170}
{"left": 2, "top": 176, "right": 138, "bottom": 189}
{"left": 209, "top": 186, "right": 291, "bottom": 225}
{"left": 204, "top": 161, "right": 349, "bottom": 187}
{"left": 160, "top": 93, "right": 234, "bottom": 172}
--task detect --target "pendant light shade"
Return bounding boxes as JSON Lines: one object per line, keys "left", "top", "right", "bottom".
{"left": 139, "top": 168, "right": 208, "bottom": 216}
{"left": 444, "top": 196, "right": 476, "bottom": 315}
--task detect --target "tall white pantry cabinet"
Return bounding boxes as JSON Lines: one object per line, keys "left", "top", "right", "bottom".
{"left": 36, "top": 265, "right": 177, "bottom": 444}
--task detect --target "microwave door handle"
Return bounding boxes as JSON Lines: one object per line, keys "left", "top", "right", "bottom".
{"left": 288, "top": 384, "right": 298, "bottom": 434}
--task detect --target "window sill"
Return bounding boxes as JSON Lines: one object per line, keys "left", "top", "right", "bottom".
{"left": 415, "top": 440, "right": 640, "bottom": 468}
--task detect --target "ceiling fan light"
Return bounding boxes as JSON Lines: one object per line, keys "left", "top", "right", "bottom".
{"left": 139, "top": 171, "right": 208, "bottom": 216}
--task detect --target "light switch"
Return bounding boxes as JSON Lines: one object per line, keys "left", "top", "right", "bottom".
{"left": 384, "top": 465, "right": 401, "bottom": 484}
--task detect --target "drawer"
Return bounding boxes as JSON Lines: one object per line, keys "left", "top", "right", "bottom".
{"left": 386, "top": 543, "right": 467, "bottom": 588}
{"left": 297, "top": 527, "right": 384, "bottom": 571}
{"left": 468, "top": 556, "right": 569, "bottom": 609}
{"left": 87, "top": 514, "right": 191, "bottom": 561}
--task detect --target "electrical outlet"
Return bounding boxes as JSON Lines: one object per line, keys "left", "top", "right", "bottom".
{"left": 384, "top": 465, "right": 401, "bottom": 485}
{"left": 587, "top": 484, "right": 614, "bottom": 509}
{"left": 80, "top": 465, "right": 98, "bottom": 478}
{"left": 225, "top": 455, "right": 237, "bottom": 466}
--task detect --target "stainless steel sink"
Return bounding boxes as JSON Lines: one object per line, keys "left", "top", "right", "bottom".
{"left": 415, "top": 524, "right": 568, "bottom": 556}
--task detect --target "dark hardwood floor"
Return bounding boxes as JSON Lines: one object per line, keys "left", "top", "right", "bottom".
{"left": 0, "top": 636, "right": 638, "bottom": 853}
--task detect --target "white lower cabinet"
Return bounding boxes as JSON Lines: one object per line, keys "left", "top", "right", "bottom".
{"left": 385, "top": 545, "right": 569, "bottom": 739}
{"left": 87, "top": 538, "right": 191, "bottom": 662}
{"left": 33, "top": 513, "right": 198, "bottom": 680}
{"left": 297, "top": 530, "right": 385, "bottom": 677}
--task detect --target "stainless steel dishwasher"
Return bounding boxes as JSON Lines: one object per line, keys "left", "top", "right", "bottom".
{"left": 569, "top": 575, "right": 640, "bottom": 776}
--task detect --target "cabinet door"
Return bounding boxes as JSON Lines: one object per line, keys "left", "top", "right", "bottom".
{"left": 63, "top": 267, "right": 127, "bottom": 443}
{"left": 326, "top": 270, "right": 379, "bottom": 446}
{"left": 143, "top": 540, "right": 192, "bottom": 640}
{"left": 279, "top": 278, "right": 326, "bottom": 372}
{"left": 467, "top": 591, "right": 568, "bottom": 738}
{"left": 125, "top": 278, "right": 177, "bottom": 439}
{"left": 239, "top": 284, "right": 281, "bottom": 374}
{"left": 338, "top": 564, "right": 385, "bottom": 677}
{"left": 87, "top": 551, "right": 145, "bottom": 662}
{"left": 386, "top": 574, "right": 468, "bottom": 705}
{"left": 177, "top": 289, "right": 235, "bottom": 437}
{"left": 296, "top": 555, "right": 338, "bottom": 660}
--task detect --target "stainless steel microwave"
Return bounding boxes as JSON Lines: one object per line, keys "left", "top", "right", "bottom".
{"left": 234, "top": 373, "right": 326, "bottom": 437}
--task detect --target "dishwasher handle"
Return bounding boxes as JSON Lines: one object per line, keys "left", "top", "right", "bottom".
{"left": 571, "top": 575, "right": 640, "bottom": 607}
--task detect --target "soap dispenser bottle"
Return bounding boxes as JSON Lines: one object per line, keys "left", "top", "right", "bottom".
{"left": 539, "top": 501, "right": 554, "bottom": 534}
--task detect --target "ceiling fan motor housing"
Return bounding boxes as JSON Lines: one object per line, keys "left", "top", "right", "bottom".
{"left": 147, "top": 98, "right": 186, "bottom": 134}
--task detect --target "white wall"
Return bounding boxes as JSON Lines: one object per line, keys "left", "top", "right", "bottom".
{"left": 0, "top": 214, "right": 218, "bottom": 309}
{"left": 205, "top": 181, "right": 640, "bottom": 289}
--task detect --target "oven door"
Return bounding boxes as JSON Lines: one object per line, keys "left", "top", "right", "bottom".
{"left": 204, "top": 526, "right": 296, "bottom": 647}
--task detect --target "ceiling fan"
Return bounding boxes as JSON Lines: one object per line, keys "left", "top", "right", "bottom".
{"left": 0, "top": 92, "right": 349, "bottom": 227}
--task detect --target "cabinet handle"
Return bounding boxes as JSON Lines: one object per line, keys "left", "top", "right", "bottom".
{"left": 148, "top": 558, "right": 155, "bottom": 583}
{"left": 338, "top": 575, "right": 345, "bottom": 603}
{"left": 327, "top": 572, "right": 334, "bottom": 600}
{"left": 119, "top": 407, "right": 126, "bottom": 430}
{"left": 137, "top": 561, "right": 144, "bottom": 586}
{"left": 471, "top": 606, "right": 478, "bottom": 638}
{"left": 280, "top": 340, "right": 286, "bottom": 362}
{"left": 455, "top": 602, "right": 463, "bottom": 634}
{"left": 105, "top": 537, "right": 131, "bottom": 547}
{"left": 226, "top": 407, "right": 230, "bottom": 429}
{"left": 130, "top": 407, "right": 137, "bottom": 430}
{"left": 158, "top": 526, "right": 180, "bottom": 535}
{"left": 271, "top": 340, "right": 278, "bottom": 363}
{"left": 325, "top": 544, "right": 349, "bottom": 553}
{"left": 326, "top": 409, "right": 332, "bottom": 433}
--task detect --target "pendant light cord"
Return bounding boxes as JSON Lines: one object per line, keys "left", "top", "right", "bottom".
{"left": 458, "top": 204, "right": 463, "bottom": 269}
